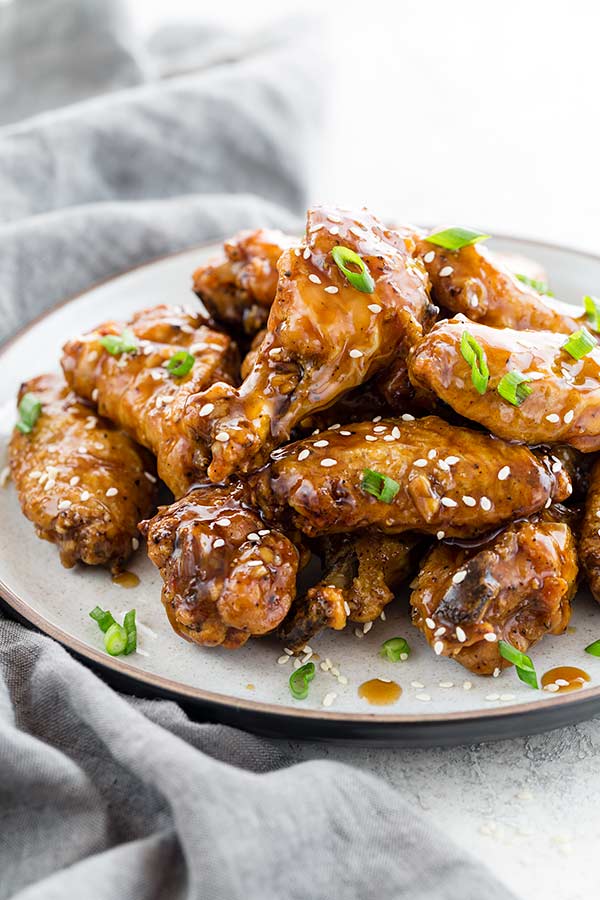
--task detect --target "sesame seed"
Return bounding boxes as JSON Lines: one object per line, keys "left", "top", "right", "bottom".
{"left": 428, "top": 449, "right": 437, "bottom": 459}
{"left": 216, "top": 517, "right": 231, "bottom": 527}
{"left": 278, "top": 655, "right": 290, "bottom": 665}
{"left": 343, "top": 600, "right": 351, "bottom": 616}
{"left": 80, "top": 491, "right": 91, "bottom": 501}
{"left": 58, "top": 499, "right": 72, "bottom": 510}
{"left": 500, "top": 693, "right": 515, "bottom": 701}
{"left": 544, "top": 683, "right": 560, "bottom": 692}
{"left": 441, "top": 497, "right": 458, "bottom": 507}
{"left": 247, "top": 532, "right": 260, "bottom": 542}
{"left": 411, "top": 681, "right": 425, "bottom": 688}
{"left": 328, "top": 226, "right": 339, "bottom": 236}
{"left": 373, "top": 416, "right": 382, "bottom": 422}
{"left": 439, "top": 265, "right": 454, "bottom": 277}
{"left": 69, "top": 476, "right": 80, "bottom": 486}
{"left": 322, "top": 692, "right": 337, "bottom": 707}
{"left": 247, "top": 560, "right": 264, "bottom": 568}
{"left": 327, "top": 213, "right": 342, "bottom": 223}
{"left": 484, "top": 633, "right": 498, "bottom": 642}
{"left": 486, "top": 694, "right": 500, "bottom": 702}
{"left": 434, "top": 626, "right": 446, "bottom": 637}
{"left": 258, "top": 529, "right": 270, "bottom": 536}
{"left": 324, "top": 285, "right": 339, "bottom": 294}
{"left": 269, "top": 347, "right": 283, "bottom": 357}
{"left": 365, "top": 435, "right": 377, "bottom": 442}
{"left": 551, "top": 461, "right": 562, "bottom": 473}
{"left": 215, "top": 431, "right": 230, "bottom": 443}
{"left": 84, "top": 417, "right": 97, "bottom": 429}
{"left": 546, "top": 413, "right": 560, "bottom": 423}
{"left": 564, "top": 410, "right": 574, "bottom": 424}
{"left": 424, "top": 250, "right": 435, "bottom": 263}
{"left": 363, "top": 621, "right": 373, "bottom": 634}
{"left": 498, "top": 466, "right": 511, "bottom": 481}
{"left": 311, "top": 223, "right": 324, "bottom": 233}
{"left": 320, "top": 458, "right": 337, "bottom": 467}
{"left": 330, "top": 423, "right": 340, "bottom": 430}
{"left": 284, "top": 647, "right": 294, "bottom": 656}
{"left": 416, "top": 693, "right": 431, "bottom": 702}
{"left": 480, "top": 496, "right": 492, "bottom": 511}
{"left": 463, "top": 681, "right": 472, "bottom": 690}
{"left": 456, "top": 626, "right": 467, "bottom": 642}
{"left": 144, "top": 472, "right": 157, "bottom": 483}
{"left": 368, "top": 303, "right": 382, "bottom": 313}
{"left": 462, "top": 496, "right": 476, "bottom": 507}
{"left": 105, "top": 487, "right": 118, "bottom": 497}
{"left": 338, "top": 675, "right": 348, "bottom": 685}
{"left": 303, "top": 247, "right": 311, "bottom": 259}
{"left": 308, "top": 274, "right": 322, "bottom": 285}
{"left": 436, "top": 530, "right": 445, "bottom": 539}
{"left": 373, "top": 425, "right": 386, "bottom": 434}
{"left": 391, "top": 426, "right": 401, "bottom": 439}
{"left": 320, "top": 662, "right": 329, "bottom": 671}
{"left": 545, "top": 498, "right": 552, "bottom": 508}
{"left": 314, "top": 439, "right": 329, "bottom": 448}
{"left": 493, "top": 667, "right": 501, "bottom": 678}
{"left": 91, "top": 388, "right": 99, "bottom": 402}
{"left": 132, "top": 538, "right": 139, "bottom": 550}
{"left": 414, "top": 458, "right": 427, "bottom": 467}
{"left": 340, "top": 430, "right": 352, "bottom": 436}
{"left": 293, "top": 658, "right": 302, "bottom": 669}
{"left": 452, "top": 570, "right": 467, "bottom": 584}
{"left": 383, "top": 434, "right": 394, "bottom": 442}
{"left": 439, "top": 681, "right": 454, "bottom": 688}
{"left": 555, "top": 679, "right": 570, "bottom": 687}
{"left": 45, "top": 478, "right": 56, "bottom": 489}
{"left": 434, "top": 640, "right": 444, "bottom": 655}
{"left": 349, "top": 349, "right": 364, "bottom": 359}
{"left": 402, "top": 413, "right": 415, "bottom": 421}
{"left": 425, "top": 617, "right": 436, "bottom": 629}
{"left": 438, "top": 460, "right": 450, "bottom": 471}
{"left": 445, "top": 456, "right": 460, "bottom": 465}
{"left": 298, "top": 449, "right": 310, "bottom": 461}
{"left": 199, "top": 403, "right": 214, "bottom": 416}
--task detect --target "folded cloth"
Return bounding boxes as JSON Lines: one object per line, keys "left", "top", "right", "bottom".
{"left": 0, "top": 3, "right": 520, "bottom": 899}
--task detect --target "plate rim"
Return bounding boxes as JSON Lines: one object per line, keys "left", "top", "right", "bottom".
{"left": 3, "top": 231, "right": 600, "bottom": 735}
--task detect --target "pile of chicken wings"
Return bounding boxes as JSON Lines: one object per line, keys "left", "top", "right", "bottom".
{"left": 11, "top": 205, "right": 600, "bottom": 676}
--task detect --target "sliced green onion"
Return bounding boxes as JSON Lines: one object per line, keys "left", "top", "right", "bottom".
{"left": 515, "top": 273, "right": 553, "bottom": 296}
{"left": 361, "top": 468, "right": 400, "bottom": 503}
{"left": 497, "top": 370, "right": 533, "bottom": 407}
{"left": 584, "top": 295, "right": 600, "bottom": 332}
{"left": 331, "top": 246, "right": 375, "bottom": 293}
{"left": 498, "top": 640, "right": 538, "bottom": 689}
{"left": 460, "top": 331, "right": 489, "bottom": 395}
{"left": 289, "top": 661, "right": 316, "bottom": 700}
{"left": 584, "top": 639, "right": 600, "bottom": 657}
{"left": 16, "top": 392, "right": 42, "bottom": 434}
{"left": 380, "top": 637, "right": 410, "bottom": 662}
{"left": 89, "top": 605, "right": 117, "bottom": 633}
{"left": 99, "top": 328, "right": 138, "bottom": 356}
{"left": 425, "top": 227, "right": 490, "bottom": 251}
{"left": 123, "top": 608, "right": 137, "bottom": 655}
{"left": 166, "top": 350, "right": 195, "bottom": 378}
{"left": 561, "top": 327, "right": 597, "bottom": 361}
{"left": 104, "top": 622, "right": 128, "bottom": 656}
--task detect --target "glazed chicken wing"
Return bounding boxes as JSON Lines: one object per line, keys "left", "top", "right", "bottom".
{"left": 193, "top": 229, "right": 295, "bottom": 337}
{"left": 578, "top": 458, "right": 600, "bottom": 603}
{"left": 9, "top": 374, "right": 157, "bottom": 570}
{"left": 410, "top": 513, "right": 578, "bottom": 675}
{"left": 139, "top": 482, "right": 299, "bottom": 648}
{"left": 194, "top": 206, "right": 436, "bottom": 482}
{"left": 416, "top": 237, "right": 586, "bottom": 333}
{"left": 61, "top": 305, "right": 239, "bottom": 496}
{"left": 251, "top": 415, "right": 571, "bottom": 538}
{"left": 409, "top": 318, "right": 600, "bottom": 451}
{"left": 280, "top": 531, "right": 419, "bottom": 651}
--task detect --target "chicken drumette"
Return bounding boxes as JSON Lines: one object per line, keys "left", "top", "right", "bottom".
{"left": 61, "top": 305, "right": 239, "bottom": 496}
{"left": 9, "top": 374, "right": 157, "bottom": 570}
{"left": 410, "top": 511, "right": 578, "bottom": 675}
{"left": 192, "top": 206, "right": 435, "bottom": 482}
{"left": 251, "top": 415, "right": 571, "bottom": 539}
{"left": 409, "top": 318, "right": 600, "bottom": 451}
{"left": 139, "top": 482, "right": 299, "bottom": 648}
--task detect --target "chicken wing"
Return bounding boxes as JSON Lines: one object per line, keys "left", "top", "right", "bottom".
{"left": 139, "top": 482, "right": 299, "bottom": 648}
{"left": 410, "top": 513, "right": 578, "bottom": 675}
{"left": 251, "top": 415, "right": 571, "bottom": 538}
{"left": 578, "top": 458, "right": 600, "bottom": 602}
{"left": 416, "top": 237, "right": 586, "bottom": 332}
{"left": 194, "top": 206, "right": 436, "bottom": 482}
{"left": 193, "top": 229, "right": 295, "bottom": 337}
{"left": 9, "top": 374, "right": 157, "bottom": 570}
{"left": 61, "top": 305, "right": 239, "bottom": 496}
{"left": 409, "top": 318, "right": 600, "bottom": 451}
{"left": 280, "top": 531, "right": 419, "bottom": 650}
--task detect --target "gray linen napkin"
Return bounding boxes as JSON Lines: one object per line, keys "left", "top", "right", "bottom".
{"left": 0, "top": 3, "right": 520, "bottom": 898}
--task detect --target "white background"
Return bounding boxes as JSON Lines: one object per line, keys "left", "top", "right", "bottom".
{"left": 132, "top": 3, "right": 598, "bottom": 898}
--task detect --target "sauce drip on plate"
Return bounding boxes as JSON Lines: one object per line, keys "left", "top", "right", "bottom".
{"left": 358, "top": 678, "right": 402, "bottom": 705}
{"left": 541, "top": 666, "right": 590, "bottom": 693}
{"left": 112, "top": 571, "right": 140, "bottom": 589}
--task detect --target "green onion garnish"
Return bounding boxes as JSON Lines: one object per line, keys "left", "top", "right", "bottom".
{"left": 166, "top": 350, "right": 194, "bottom": 378}
{"left": 331, "top": 246, "right": 375, "bottom": 293}
{"left": 289, "top": 661, "right": 316, "bottom": 700}
{"left": 424, "top": 227, "right": 490, "bottom": 251}
{"left": 16, "top": 392, "right": 42, "bottom": 434}
{"left": 562, "top": 327, "right": 597, "bottom": 361}
{"left": 498, "top": 640, "right": 538, "bottom": 689}
{"left": 361, "top": 468, "right": 400, "bottom": 503}
{"left": 89, "top": 605, "right": 137, "bottom": 656}
{"left": 497, "top": 370, "right": 533, "bottom": 407}
{"left": 584, "top": 295, "right": 600, "bottom": 332}
{"left": 584, "top": 639, "right": 600, "bottom": 657}
{"left": 515, "top": 274, "right": 553, "bottom": 296}
{"left": 460, "top": 331, "right": 489, "bottom": 395}
{"left": 380, "top": 637, "right": 410, "bottom": 662}
{"left": 99, "top": 328, "right": 138, "bottom": 356}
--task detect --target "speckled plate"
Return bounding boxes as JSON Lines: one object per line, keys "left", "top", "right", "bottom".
{"left": 3, "top": 237, "right": 600, "bottom": 746}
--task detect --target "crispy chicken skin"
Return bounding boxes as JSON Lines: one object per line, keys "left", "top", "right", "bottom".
{"left": 194, "top": 206, "right": 436, "bottom": 482}
{"left": 9, "top": 374, "right": 157, "bottom": 570}
{"left": 193, "top": 229, "right": 295, "bottom": 336}
{"left": 416, "top": 238, "right": 586, "bottom": 333}
{"left": 280, "top": 531, "right": 419, "bottom": 650}
{"left": 409, "top": 318, "right": 600, "bottom": 451}
{"left": 61, "top": 305, "right": 239, "bottom": 496}
{"left": 578, "top": 459, "right": 600, "bottom": 602}
{"left": 410, "top": 514, "right": 578, "bottom": 675}
{"left": 139, "top": 482, "right": 299, "bottom": 648}
{"left": 251, "top": 415, "right": 571, "bottom": 538}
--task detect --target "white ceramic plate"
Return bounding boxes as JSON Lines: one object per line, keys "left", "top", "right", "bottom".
{"left": 2, "top": 237, "right": 600, "bottom": 746}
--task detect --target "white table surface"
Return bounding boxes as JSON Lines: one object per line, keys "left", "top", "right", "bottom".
{"left": 127, "top": 2, "right": 600, "bottom": 895}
